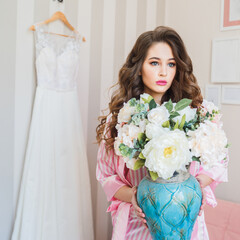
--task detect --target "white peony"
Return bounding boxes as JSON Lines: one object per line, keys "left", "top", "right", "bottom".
{"left": 142, "top": 129, "right": 192, "bottom": 179}
{"left": 146, "top": 123, "right": 169, "bottom": 139}
{"left": 147, "top": 105, "right": 170, "bottom": 125}
{"left": 188, "top": 120, "right": 228, "bottom": 168}
{"left": 118, "top": 102, "right": 136, "bottom": 123}
{"left": 172, "top": 105, "right": 197, "bottom": 123}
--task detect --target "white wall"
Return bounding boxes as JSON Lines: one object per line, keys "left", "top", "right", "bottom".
{"left": 165, "top": 0, "right": 240, "bottom": 203}
{"left": 0, "top": 1, "right": 17, "bottom": 238}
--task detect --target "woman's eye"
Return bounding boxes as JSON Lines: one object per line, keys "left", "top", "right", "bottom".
{"left": 168, "top": 62, "right": 176, "bottom": 67}
{"left": 150, "top": 61, "right": 159, "bottom": 66}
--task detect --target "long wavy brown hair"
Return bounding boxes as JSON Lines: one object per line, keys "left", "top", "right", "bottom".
{"left": 96, "top": 26, "right": 203, "bottom": 152}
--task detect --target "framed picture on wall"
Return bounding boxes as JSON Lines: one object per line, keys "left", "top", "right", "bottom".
{"left": 222, "top": 84, "right": 240, "bottom": 104}
{"left": 211, "top": 37, "right": 240, "bottom": 83}
{"left": 221, "top": 0, "right": 240, "bottom": 31}
{"left": 205, "top": 84, "right": 222, "bottom": 108}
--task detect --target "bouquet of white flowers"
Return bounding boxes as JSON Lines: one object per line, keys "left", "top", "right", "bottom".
{"left": 114, "top": 93, "right": 229, "bottom": 180}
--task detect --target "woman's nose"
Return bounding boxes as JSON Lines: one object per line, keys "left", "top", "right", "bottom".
{"left": 159, "top": 65, "right": 167, "bottom": 77}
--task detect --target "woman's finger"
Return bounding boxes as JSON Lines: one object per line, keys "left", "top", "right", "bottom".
{"left": 198, "top": 185, "right": 207, "bottom": 216}
{"left": 131, "top": 186, "right": 147, "bottom": 223}
{"left": 138, "top": 212, "right": 145, "bottom": 218}
{"left": 196, "top": 177, "right": 207, "bottom": 216}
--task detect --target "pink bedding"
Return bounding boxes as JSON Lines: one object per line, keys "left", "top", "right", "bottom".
{"left": 205, "top": 199, "right": 240, "bottom": 240}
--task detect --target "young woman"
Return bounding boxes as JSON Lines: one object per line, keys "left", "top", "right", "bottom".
{"left": 96, "top": 26, "right": 228, "bottom": 240}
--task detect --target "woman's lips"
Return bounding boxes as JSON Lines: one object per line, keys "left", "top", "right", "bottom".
{"left": 156, "top": 80, "right": 167, "bottom": 86}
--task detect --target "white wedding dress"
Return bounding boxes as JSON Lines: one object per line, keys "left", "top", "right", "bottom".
{"left": 12, "top": 24, "right": 94, "bottom": 240}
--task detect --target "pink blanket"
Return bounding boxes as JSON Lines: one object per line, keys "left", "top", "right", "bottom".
{"left": 205, "top": 199, "right": 240, "bottom": 240}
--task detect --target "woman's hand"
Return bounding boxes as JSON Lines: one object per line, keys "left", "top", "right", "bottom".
{"left": 131, "top": 186, "right": 147, "bottom": 225}
{"left": 196, "top": 177, "right": 206, "bottom": 216}
{"left": 196, "top": 174, "right": 213, "bottom": 216}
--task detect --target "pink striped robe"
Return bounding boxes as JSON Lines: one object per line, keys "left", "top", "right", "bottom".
{"left": 96, "top": 115, "right": 228, "bottom": 240}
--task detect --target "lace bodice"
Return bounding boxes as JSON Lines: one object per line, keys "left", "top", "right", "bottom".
{"left": 34, "top": 24, "right": 82, "bottom": 91}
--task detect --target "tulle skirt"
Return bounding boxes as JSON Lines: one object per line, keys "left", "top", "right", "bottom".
{"left": 12, "top": 86, "right": 94, "bottom": 240}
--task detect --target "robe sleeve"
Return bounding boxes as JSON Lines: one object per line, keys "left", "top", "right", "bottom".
{"left": 96, "top": 115, "right": 127, "bottom": 202}
{"left": 196, "top": 154, "right": 229, "bottom": 207}
{"left": 197, "top": 156, "right": 228, "bottom": 191}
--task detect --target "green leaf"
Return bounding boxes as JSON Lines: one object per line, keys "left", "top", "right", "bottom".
{"left": 141, "top": 95, "right": 154, "bottom": 104}
{"left": 149, "top": 171, "right": 159, "bottom": 181}
{"left": 164, "top": 99, "right": 173, "bottom": 112}
{"left": 149, "top": 99, "right": 157, "bottom": 110}
{"left": 162, "top": 120, "right": 170, "bottom": 128}
{"left": 169, "top": 112, "right": 180, "bottom": 119}
{"left": 138, "top": 152, "right": 146, "bottom": 159}
{"left": 179, "top": 114, "right": 186, "bottom": 130}
{"left": 147, "top": 95, "right": 154, "bottom": 103}
{"left": 119, "top": 143, "right": 129, "bottom": 156}
{"left": 133, "top": 139, "right": 141, "bottom": 150}
{"left": 192, "top": 156, "right": 201, "bottom": 162}
{"left": 173, "top": 120, "right": 179, "bottom": 130}
{"left": 138, "top": 133, "right": 146, "bottom": 142}
{"left": 128, "top": 98, "right": 137, "bottom": 106}
{"left": 133, "top": 159, "right": 145, "bottom": 170}
{"left": 174, "top": 98, "right": 192, "bottom": 111}
{"left": 136, "top": 103, "right": 147, "bottom": 113}
{"left": 119, "top": 143, "right": 134, "bottom": 158}
{"left": 129, "top": 149, "right": 138, "bottom": 159}
{"left": 225, "top": 143, "right": 231, "bottom": 148}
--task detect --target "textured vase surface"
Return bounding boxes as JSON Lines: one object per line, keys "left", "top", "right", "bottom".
{"left": 137, "top": 171, "right": 202, "bottom": 240}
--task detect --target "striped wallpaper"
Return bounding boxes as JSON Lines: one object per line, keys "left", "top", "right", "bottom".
{"left": 0, "top": 0, "right": 164, "bottom": 239}
{"left": 87, "top": 1, "right": 165, "bottom": 239}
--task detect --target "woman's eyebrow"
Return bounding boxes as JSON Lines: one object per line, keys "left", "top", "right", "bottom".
{"left": 148, "top": 57, "right": 175, "bottom": 60}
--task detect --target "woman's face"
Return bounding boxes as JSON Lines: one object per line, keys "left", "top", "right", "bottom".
{"left": 140, "top": 42, "right": 177, "bottom": 104}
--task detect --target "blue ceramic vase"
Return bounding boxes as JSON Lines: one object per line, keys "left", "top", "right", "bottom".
{"left": 137, "top": 170, "right": 202, "bottom": 240}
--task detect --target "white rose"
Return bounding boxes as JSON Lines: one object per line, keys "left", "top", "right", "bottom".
{"left": 146, "top": 123, "right": 169, "bottom": 139}
{"left": 118, "top": 123, "right": 142, "bottom": 148}
{"left": 127, "top": 123, "right": 141, "bottom": 139}
{"left": 114, "top": 138, "right": 122, "bottom": 156}
{"left": 147, "top": 106, "right": 170, "bottom": 125}
{"left": 142, "top": 129, "right": 191, "bottom": 179}
{"left": 140, "top": 93, "right": 153, "bottom": 104}
{"left": 116, "top": 124, "right": 127, "bottom": 139}
{"left": 124, "top": 157, "right": 137, "bottom": 169}
{"left": 200, "top": 99, "right": 222, "bottom": 128}
{"left": 201, "top": 99, "right": 218, "bottom": 114}
{"left": 118, "top": 102, "right": 136, "bottom": 123}
{"left": 173, "top": 105, "right": 197, "bottom": 123}
{"left": 122, "top": 135, "right": 134, "bottom": 148}
{"left": 115, "top": 123, "right": 121, "bottom": 131}
{"left": 211, "top": 113, "right": 223, "bottom": 128}
{"left": 139, "top": 119, "right": 148, "bottom": 132}
{"left": 188, "top": 120, "right": 228, "bottom": 168}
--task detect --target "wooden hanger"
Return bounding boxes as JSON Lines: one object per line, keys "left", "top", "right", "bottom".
{"left": 29, "top": 11, "right": 86, "bottom": 42}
